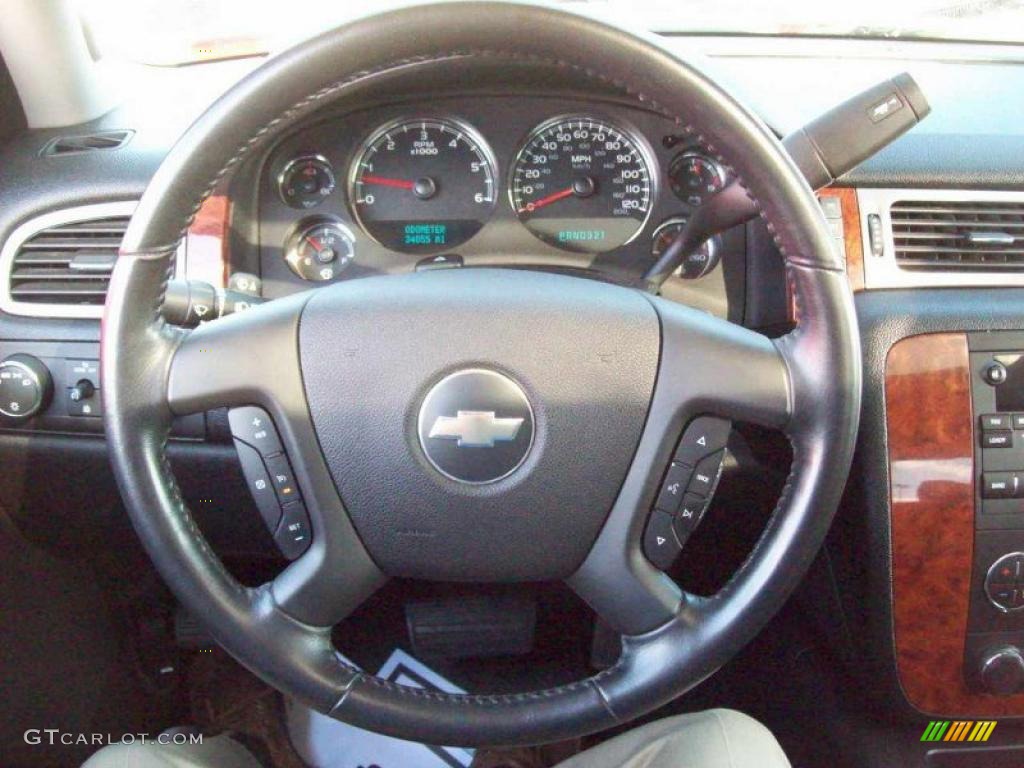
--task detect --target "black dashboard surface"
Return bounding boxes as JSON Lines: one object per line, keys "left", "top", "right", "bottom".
{"left": 1, "top": 36, "right": 1023, "bottom": 347}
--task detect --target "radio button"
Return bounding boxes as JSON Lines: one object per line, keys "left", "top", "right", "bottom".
{"left": 982, "top": 413, "right": 1012, "bottom": 431}
{"left": 983, "top": 430, "right": 1014, "bottom": 449}
{"left": 983, "top": 473, "right": 1018, "bottom": 499}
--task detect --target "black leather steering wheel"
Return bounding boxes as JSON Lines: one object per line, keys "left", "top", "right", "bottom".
{"left": 102, "top": 1, "right": 861, "bottom": 747}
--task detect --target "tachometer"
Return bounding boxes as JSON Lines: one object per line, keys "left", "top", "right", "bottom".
{"left": 349, "top": 118, "right": 497, "bottom": 253}
{"left": 510, "top": 116, "right": 654, "bottom": 252}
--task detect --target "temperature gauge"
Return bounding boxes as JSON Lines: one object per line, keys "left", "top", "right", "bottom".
{"left": 284, "top": 220, "right": 356, "bottom": 281}
{"left": 668, "top": 152, "right": 727, "bottom": 208}
{"left": 279, "top": 155, "right": 336, "bottom": 209}
{"left": 651, "top": 218, "right": 721, "bottom": 280}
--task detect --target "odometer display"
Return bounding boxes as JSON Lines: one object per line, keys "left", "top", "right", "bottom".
{"left": 349, "top": 118, "right": 497, "bottom": 253}
{"left": 510, "top": 117, "right": 654, "bottom": 253}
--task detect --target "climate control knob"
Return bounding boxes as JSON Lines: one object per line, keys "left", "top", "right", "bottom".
{"left": 980, "top": 646, "right": 1024, "bottom": 695}
{"left": 0, "top": 354, "right": 52, "bottom": 420}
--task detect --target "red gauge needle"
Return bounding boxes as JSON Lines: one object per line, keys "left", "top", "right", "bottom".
{"left": 361, "top": 175, "right": 416, "bottom": 190}
{"left": 306, "top": 236, "right": 324, "bottom": 252}
{"left": 520, "top": 186, "right": 574, "bottom": 213}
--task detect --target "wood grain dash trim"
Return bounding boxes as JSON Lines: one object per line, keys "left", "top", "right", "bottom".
{"left": 185, "top": 194, "right": 231, "bottom": 288}
{"left": 819, "top": 186, "right": 865, "bottom": 292}
{"left": 886, "top": 332, "right": 1024, "bottom": 715}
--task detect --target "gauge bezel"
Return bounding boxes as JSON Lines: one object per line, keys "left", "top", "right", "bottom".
{"left": 650, "top": 216, "right": 690, "bottom": 255}
{"left": 277, "top": 153, "right": 336, "bottom": 209}
{"left": 283, "top": 217, "right": 357, "bottom": 282}
{"left": 668, "top": 151, "right": 727, "bottom": 206}
{"left": 650, "top": 217, "right": 721, "bottom": 280}
{"left": 346, "top": 116, "right": 499, "bottom": 253}
{"left": 507, "top": 113, "right": 658, "bottom": 253}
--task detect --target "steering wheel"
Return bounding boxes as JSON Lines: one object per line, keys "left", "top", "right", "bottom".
{"left": 102, "top": 1, "right": 860, "bottom": 747}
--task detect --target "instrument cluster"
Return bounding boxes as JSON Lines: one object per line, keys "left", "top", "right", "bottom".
{"left": 257, "top": 97, "right": 735, "bottom": 297}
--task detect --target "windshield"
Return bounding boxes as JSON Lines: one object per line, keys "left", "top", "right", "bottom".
{"left": 80, "top": 0, "right": 1024, "bottom": 66}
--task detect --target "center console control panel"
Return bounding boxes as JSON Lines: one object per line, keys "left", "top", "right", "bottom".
{"left": 965, "top": 332, "right": 1024, "bottom": 693}
{"left": 643, "top": 415, "right": 730, "bottom": 570}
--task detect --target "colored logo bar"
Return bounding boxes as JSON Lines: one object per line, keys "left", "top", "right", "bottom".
{"left": 921, "top": 721, "right": 997, "bottom": 742}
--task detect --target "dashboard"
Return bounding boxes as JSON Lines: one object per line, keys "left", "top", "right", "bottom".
{"left": 255, "top": 95, "right": 745, "bottom": 316}
{"left": 8, "top": 31, "right": 1024, "bottom": 732}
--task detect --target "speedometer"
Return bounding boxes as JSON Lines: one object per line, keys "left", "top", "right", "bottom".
{"left": 349, "top": 118, "right": 497, "bottom": 253}
{"left": 509, "top": 116, "right": 654, "bottom": 252}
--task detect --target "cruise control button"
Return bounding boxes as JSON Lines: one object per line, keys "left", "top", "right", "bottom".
{"left": 643, "top": 511, "right": 682, "bottom": 570}
{"left": 264, "top": 454, "right": 299, "bottom": 504}
{"left": 674, "top": 416, "right": 731, "bottom": 467}
{"left": 274, "top": 501, "right": 311, "bottom": 560}
{"left": 982, "top": 430, "right": 1013, "bottom": 449}
{"left": 234, "top": 439, "right": 283, "bottom": 530}
{"left": 687, "top": 450, "right": 724, "bottom": 498}
{"left": 228, "top": 406, "right": 283, "bottom": 457}
{"left": 673, "top": 493, "right": 709, "bottom": 543}
{"left": 655, "top": 463, "right": 691, "bottom": 514}
{"left": 983, "top": 472, "right": 1018, "bottom": 499}
{"left": 981, "top": 413, "right": 1011, "bottom": 431}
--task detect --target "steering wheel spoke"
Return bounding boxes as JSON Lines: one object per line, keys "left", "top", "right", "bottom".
{"left": 166, "top": 294, "right": 386, "bottom": 627}
{"left": 569, "top": 299, "right": 792, "bottom": 636}
{"left": 271, "top": 536, "right": 385, "bottom": 627}
{"left": 166, "top": 291, "right": 309, "bottom": 416}
{"left": 650, "top": 296, "right": 792, "bottom": 430}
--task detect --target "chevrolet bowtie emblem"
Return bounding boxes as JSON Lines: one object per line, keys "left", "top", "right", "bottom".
{"left": 418, "top": 370, "right": 534, "bottom": 483}
{"left": 428, "top": 410, "right": 524, "bottom": 448}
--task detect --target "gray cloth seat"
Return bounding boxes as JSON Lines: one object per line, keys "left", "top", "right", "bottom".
{"left": 82, "top": 709, "right": 790, "bottom": 768}
{"left": 555, "top": 710, "right": 791, "bottom": 768}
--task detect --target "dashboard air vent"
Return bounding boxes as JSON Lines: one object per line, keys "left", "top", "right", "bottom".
{"left": 8, "top": 215, "right": 129, "bottom": 306}
{"left": 42, "top": 130, "right": 133, "bottom": 156}
{"left": 891, "top": 200, "right": 1024, "bottom": 270}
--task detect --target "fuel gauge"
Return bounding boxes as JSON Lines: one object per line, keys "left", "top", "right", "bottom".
{"left": 668, "top": 152, "right": 727, "bottom": 208}
{"left": 284, "top": 220, "right": 355, "bottom": 281}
